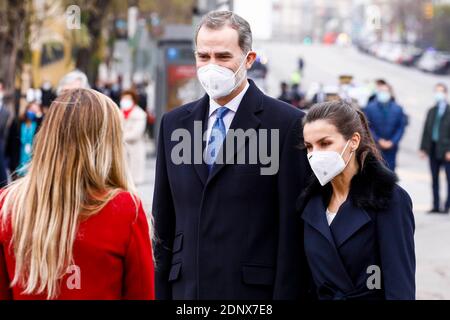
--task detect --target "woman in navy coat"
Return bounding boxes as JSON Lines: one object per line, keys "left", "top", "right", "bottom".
{"left": 297, "top": 101, "right": 415, "bottom": 300}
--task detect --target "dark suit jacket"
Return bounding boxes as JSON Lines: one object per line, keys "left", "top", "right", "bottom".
{"left": 152, "top": 79, "right": 311, "bottom": 300}
{"left": 298, "top": 154, "right": 416, "bottom": 300}
{"left": 420, "top": 103, "right": 450, "bottom": 160}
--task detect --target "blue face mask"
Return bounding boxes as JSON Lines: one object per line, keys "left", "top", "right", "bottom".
{"left": 26, "top": 111, "right": 36, "bottom": 121}
{"left": 435, "top": 92, "right": 446, "bottom": 103}
{"left": 377, "top": 91, "right": 391, "bottom": 104}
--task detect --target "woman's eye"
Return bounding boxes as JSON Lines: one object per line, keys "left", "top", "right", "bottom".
{"left": 321, "top": 142, "right": 330, "bottom": 147}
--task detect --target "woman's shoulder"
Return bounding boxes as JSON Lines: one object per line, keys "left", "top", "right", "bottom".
{"left": 106, "top": 190, "right": 142, "bottom": 209}
{"left": 388, "top": 184, "right": 413, "bottom": 212}
{"left": 79, "top": 191, "right": 146, "bottom": 241}
{"left": 378, "top": 184, "right": 414, "bottom": 225}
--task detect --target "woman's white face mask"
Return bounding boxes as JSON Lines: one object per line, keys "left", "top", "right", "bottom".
{"left": 120, "top": 98, "right": 134, "bottom": 110}
{"left": 197, "top": 52, "right": 249, "bottom": 99}
{"left": 307, "top": 140, "right": 354, "bottom": 186}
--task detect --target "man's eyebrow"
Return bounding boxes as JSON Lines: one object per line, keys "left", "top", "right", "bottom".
{"left": 214, "top": 51, "right": 233, "bottom": 56}
{"left": 196, "top": 50, "right": 233, "bottom": 56}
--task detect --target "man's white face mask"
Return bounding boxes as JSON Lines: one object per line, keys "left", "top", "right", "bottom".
{"left": 307, "top": 140, "right": 354, "bottom": 186}
{"left": 197, "top": 52, "right": 249, "bottom": 99}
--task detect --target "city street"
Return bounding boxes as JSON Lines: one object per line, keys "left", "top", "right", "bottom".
{"left": 139, "top": 43, "right": 450, "bottom": 299}
{"left": 3, "top": 0, "right": 450, "bottom": 305}
{"left": 256, "top": 42, "right": 450, "bottom": 299}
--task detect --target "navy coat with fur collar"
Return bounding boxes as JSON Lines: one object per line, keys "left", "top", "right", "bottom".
{"left": 297, "top": 154, "right": 416, "bottom": 300}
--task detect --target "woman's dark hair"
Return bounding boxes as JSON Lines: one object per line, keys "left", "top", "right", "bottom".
{"left": 303, "top": 100, "right": 382, "bottom": 168}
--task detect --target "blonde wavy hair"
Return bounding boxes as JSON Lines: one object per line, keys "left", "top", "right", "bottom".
{"left": 0, "top": 88, "right": 137, "bottom": 299}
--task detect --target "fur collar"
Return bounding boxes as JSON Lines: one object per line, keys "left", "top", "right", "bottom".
{"left": 297, "top": 153, "right": 398, "bottom": 213}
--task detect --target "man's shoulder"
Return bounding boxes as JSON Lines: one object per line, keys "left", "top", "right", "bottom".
{"left": 391, "top": 101, "right": 404, "bottom": 111}
{"left": 161, "top": 97, "right": 204, "bottom": 123}
{"left": 261, "top": 94, "right": 305, "bottom": 122}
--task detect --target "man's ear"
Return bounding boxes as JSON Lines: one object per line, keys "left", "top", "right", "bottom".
{"left": 245, "top": 51, "right": 257, "bottom": 69}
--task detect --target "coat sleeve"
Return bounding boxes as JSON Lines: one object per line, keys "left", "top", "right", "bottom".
{"left": 377, "top": 186, "right": 416, "bottom": 300}
{"left": 0, "top": 241, "right": 12, "bottom": 300}
{"left": 391, "top": 108, "right": 406, "bottom": 146}
{"left": 441, "top": 112, "right": 450, "bottom": 154}
{"left": 273, "top": 113, "right": 312, "bottom": 299}
{"left": 124, "top": 110, "right": 147, "bottom": 144}
{"left": 151, "top": 114, "right": 176, "bottom": 300}
{"left": 363, "top": 107, "right": 380, "bottom": 143}
{"left": 122, "top": 199, "right": 155, "bottom": 300}
{"left": 420, "top": 109, "right": 432, "bottom": 152}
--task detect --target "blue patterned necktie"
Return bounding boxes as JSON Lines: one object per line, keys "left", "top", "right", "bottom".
{"left": 206, "top": 106, "right": 230, "bottom": 172}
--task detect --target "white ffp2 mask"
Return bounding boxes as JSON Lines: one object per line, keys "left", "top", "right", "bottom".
{"left": 197, "top": 53, "right": 249, "bottom": 99}
{"left": 307, "top": 140, "right": 353, "bottom": 186}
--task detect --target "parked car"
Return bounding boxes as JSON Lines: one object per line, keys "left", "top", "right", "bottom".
{"left": 385, "top": 43, "right": 404, "bottom": 63}
{"left": 399, "top": 46, "right": 423, "bottom": 66}
{"left": 416, "top": 49, "right": 450, "bottom": 74}
{"left": 374, "top": 42, "right": 393, "bottom": 60}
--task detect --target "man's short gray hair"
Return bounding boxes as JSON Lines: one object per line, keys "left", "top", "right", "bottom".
{"left": 56, "top": 69, "right": 90, "bottom": 96}
{"left": 195, "top": 11, "right": 252, "bottom": 54}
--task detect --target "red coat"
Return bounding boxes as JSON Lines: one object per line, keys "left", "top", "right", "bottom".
{"left": 0, "top": 191, "right": 155, "bottom": 300}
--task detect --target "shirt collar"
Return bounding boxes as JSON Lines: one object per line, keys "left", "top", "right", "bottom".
{"left": 209, "top": 80, "right": 250, "bottom": 117}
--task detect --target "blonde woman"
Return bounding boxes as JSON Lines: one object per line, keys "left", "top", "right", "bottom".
{"left": 0, "top": 89, "right": 154, "bottom": 300}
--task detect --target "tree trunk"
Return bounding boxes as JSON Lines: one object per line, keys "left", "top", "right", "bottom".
{"left": 74, "top": 0, "right": 110, "bottom": 84}
{"left": 0, "top": 0, "right": 28, "bottom": 110}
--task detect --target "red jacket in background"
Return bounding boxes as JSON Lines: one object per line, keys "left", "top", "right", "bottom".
{"left": 0, "top": 191, "right": 155, "bottom": 300}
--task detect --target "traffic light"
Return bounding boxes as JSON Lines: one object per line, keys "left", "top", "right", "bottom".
{"left": 424, "top": 2, "right": 434, "bottom": 20}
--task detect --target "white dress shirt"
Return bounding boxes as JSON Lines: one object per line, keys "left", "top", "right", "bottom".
{"left": 205, "top": 81, "right": 250, "bottom": 143}
{"left": 326, "top": 209, "right": 336, "bottom": 226}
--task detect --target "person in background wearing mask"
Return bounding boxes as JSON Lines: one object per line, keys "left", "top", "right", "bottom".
{"left": 0, "top": 89, "right": 154, "bottom": 300}
{"left": 6, "top": 99, "right": 44, "bottom": 179}
{"left": 363, "top": 83, "right": 406, "bottom": 171}
{"left": 298, "top": 101, "right": 415, "bottom": 300}
{"left": 120, "top": 90, "right": 147, "bottom": 186}
{"left": 420, "top": 83, "right": 450, "bottom": 214}
{"left": 152, "top": 11, "right": 311, "bottom": 300}
{"left": 367, "top": 79, "right": 387, "bottom": 104}
{"left": 16, "top": 101, "right": 43, "bottom": 176}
